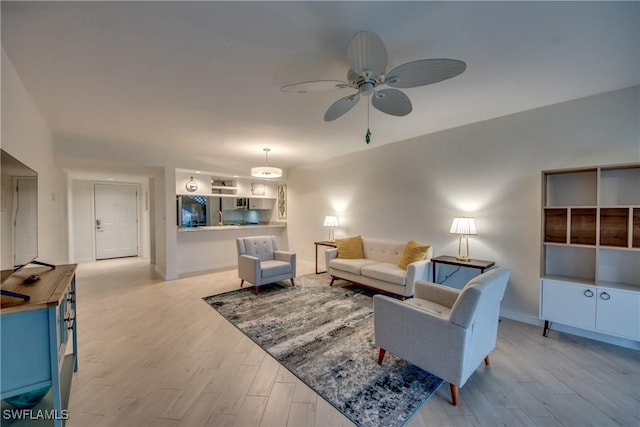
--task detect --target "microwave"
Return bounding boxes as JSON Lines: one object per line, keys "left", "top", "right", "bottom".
{"left": 235, "top": 198, "right": 249, "bottom": 209}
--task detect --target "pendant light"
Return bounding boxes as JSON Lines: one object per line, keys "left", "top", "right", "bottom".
{"left": 251, "top": 148, "right": 282, "bottom": 178}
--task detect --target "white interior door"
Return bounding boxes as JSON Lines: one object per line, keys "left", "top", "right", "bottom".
{"left": 13, "top": 177, "right": 38, "bottom": 266}
{"left": 95, "top": 183, "right": 138, "bottom": 260}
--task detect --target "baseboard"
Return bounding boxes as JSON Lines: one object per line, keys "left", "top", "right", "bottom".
{"left": 500, "top": 310, "right": 640, "bottom": 350}
{"left": 500, "top": 310, "right": 542, "bottom": 326}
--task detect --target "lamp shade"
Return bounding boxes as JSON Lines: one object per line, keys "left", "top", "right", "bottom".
{"left": 251, "top": 148, "right": 282, "bottom": 178}
{"left": 323, "top": 216, "right": 339, "bottom": 227}
{"left": 450, "top": 217, "right": 477, "bottom": 235}
{"left": 250, "top": 166, "right": 282, "bottom": 178}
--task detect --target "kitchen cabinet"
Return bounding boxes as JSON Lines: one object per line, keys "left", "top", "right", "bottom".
{"left": 249, "top": 198, "right": 275, "bottom": 210}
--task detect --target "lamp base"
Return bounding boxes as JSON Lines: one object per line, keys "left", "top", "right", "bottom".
{"left": 456, "top": 256, "right": 470, "bottom": 262}
{"left": 457, "top": 235, "right": 470, "bottom": 262}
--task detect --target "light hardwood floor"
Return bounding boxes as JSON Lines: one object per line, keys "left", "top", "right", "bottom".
{"left": 67, "top": 258, "right": 639, "bottom": 427}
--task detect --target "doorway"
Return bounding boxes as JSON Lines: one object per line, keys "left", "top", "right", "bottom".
{"left": 13, "top": 177, "right": 38, "bottom": 266}
{"left": 94, "top": 183, "right": 139, "bottom": 260}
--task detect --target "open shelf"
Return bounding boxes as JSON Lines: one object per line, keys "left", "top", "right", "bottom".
{"left": 600, "top": 208, "right": 629, "bottom": 247}
{"left": 544, "top": 209, "right": 567, "bottom": 243}
{"left": 633, "top": 208, "right": 640, "bottom": 248}
{"left": 543, "top": 245, "right": 596, "bottom": 281}
{"left": 600, "top": 166, "right": 640, "bottom": 206}
{"left": 545, "top": 169, "right": 597, "bottom": 207}
{"left": 570, "top": 208, "right": 597, "bottom": 245}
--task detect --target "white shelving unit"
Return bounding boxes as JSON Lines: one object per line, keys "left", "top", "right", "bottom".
{"left": 540, "top": 163, "right": 640, "bottom": 342}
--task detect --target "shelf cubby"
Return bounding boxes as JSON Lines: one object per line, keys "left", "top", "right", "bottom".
{"left": 633, "top": 208, "right": 640, "bottom": 248}
{"left": 545, "top": 169, "right": 597, "bottom": 207}
{"left": 600, "top": 166, "right": 640, "bottom": 206}
{"left": 570, "top": 208, "right": 597, "bottom": 245}
{"left": 600, "top": 208, "right": 629, "bottom": 247}
{"left": 598, "top": 249, "right": 640, "bottom": 287}
{"left": 543, "top": 245, "right": 596, "bottom": 281}
{"left": 544, "top": 209, "right": 567, "bottom": 243}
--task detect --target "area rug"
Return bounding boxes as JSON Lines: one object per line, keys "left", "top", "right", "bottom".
{"left": 203, "top": 273, "right": 443, "bottom": 427}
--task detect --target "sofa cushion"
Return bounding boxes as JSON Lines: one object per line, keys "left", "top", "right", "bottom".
{"left": 329, "top": 258, "right": 377, "bottom": 275}
{"left": 405, "top": 297, "right": 451, "bottom": 319}
{"left": 398, "top": 240, "right": 430, "bottom": 270}
{"left": 336, "top": 235, "right": 364, "bottom": 259}
{"left": 361, "top": 263, "right": 406, "bottom": 286}
{"left": 362, "top": 239, "right": 405, "bottom": 264}
{"left": 260, "top": 260, "right": 293, "bottom": 279}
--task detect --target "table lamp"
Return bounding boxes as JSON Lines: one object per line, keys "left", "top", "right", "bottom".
{"left": 450, "top": 217, "right": 477, "bottom": 261}
{"left": 323, "top": 216, "right": 339, "bottom": 242}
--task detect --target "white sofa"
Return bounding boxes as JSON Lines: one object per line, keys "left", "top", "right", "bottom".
{"left": 325, "top": 238, "right": 432, "bottom": 298}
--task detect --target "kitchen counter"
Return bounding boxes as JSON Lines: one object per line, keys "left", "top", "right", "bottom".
{"left": 178, "top": 222, "right": 286, "bottom": 232}
{"left": 176, "top": 223, "right": 287, "bottom": 276}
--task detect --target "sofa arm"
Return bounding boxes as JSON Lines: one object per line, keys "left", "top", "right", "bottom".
{"left": 238, "top": 254, "right": 260, "bottom": 285}
{"left": 405, "top": 259, "right": 431, "bottom": 296}
{"left": 414, "top": 280, "right": 461, "bottom": 309}
{"left": 274, "top": 250, "right": 296, "bottom": 277}
{"left": 325, "top": 248, "right": 338, "bottom": 268}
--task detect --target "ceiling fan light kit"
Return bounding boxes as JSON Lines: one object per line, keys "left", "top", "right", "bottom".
{"left": 251, "top": 148, "right": 282, "bottom": 178}
{"left": 281, "top": 31, "right": 466, "bottom": 130}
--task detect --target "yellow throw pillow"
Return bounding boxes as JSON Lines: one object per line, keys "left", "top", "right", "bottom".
{"left": 398, "top": 240, "right": 430, "bottom": 270}
{"left": 336, "top": 235, "right": 364, "bottom": 259}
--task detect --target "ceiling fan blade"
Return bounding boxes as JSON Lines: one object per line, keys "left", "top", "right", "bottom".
{"left": 346, "top": 31, "right": 388, "bottom": 76}
{"left": 371, "top": 89, "right": 412, "bottom": 116}
{"left": 281, "top": 80, "right": 351, "bottom": 93}
{"left": 324, "top": 93, "right": 360, "bottom": 121}
{"left": 385, "top": 59, "right": 466, "bottom": 89}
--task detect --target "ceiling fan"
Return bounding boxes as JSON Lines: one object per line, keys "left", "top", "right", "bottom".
{"left": 281, "top": 31, "right": 467, "bottom": 122}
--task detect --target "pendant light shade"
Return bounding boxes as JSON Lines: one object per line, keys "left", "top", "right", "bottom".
{"left": 251, "top": 148, "right": 282, "bottom": 178}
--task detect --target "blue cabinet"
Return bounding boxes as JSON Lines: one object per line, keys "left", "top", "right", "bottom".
{"left": 1, "top": 265, "right": 78, "bottom": 426}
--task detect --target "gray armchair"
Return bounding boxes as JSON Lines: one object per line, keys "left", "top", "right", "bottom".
{"left": 236, "top": 236, "right": 296, "bottom": 295}
{"left": 374, "top": 268, "right": 510, "bottom": 405}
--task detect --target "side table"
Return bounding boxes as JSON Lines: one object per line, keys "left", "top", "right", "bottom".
{"left": 431, "top": 255, "right": 495, "bottom": 284}
{"left": 314, "top": 241, "right": 337, "bottom": 274}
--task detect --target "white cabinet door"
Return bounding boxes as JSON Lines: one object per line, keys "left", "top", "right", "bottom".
{"left": 595, "top": 287, "right": 640, "bottom": 340}
{"left": 221, "top": 197, "right": 235, "bottom": 210}
{"left": 249, "top": 198, "right": 274, "bottom": 209}
{"left": 541, "top": 279, "right": 596, "bottom": 330}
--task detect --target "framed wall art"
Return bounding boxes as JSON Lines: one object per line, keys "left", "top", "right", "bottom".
{"left": 277, "top": 184, "right": 287, "bottom": 220}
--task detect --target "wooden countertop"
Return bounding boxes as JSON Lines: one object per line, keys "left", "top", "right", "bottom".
{"left": 0, "top": 264, "right": 77, "bottom": 314}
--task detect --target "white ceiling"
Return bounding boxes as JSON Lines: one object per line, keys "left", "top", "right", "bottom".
{"left": 2, "top": 1, "right": 639, "bottom": 178}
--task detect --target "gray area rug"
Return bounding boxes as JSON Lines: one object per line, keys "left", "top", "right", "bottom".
{"left": 203, "top": 273, "right": 443, "bottom": 427}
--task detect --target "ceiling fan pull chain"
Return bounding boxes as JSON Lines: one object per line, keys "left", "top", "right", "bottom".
{"left": 365, "top": 101, "right": 372, "bottom": 144}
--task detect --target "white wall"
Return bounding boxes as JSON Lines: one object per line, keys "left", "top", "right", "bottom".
{"left": 69, "top": 180, "right": 94, "bottom": 262}
{"left": 287, "top": 86, "right": 640, "bottom": 323}
{"left": 1, "top": 49, "right": 68, "bottom": 267}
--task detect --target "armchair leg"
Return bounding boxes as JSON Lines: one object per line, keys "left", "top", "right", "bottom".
{"left": 377, "top": 348, "right": 386, "bottom": 365}
{"left": 484, "top": 356, "right": 490, "bottom": 366}
{"left": 290, "top": 278, "right": 295, "bottom": 286}
{"left": 330, "top": 277, "right": 336, "bottom": 286}
{"left": 449, "top": 384, "right": 459, "bottom": 406}
{"left": 254, "top": 286, "right": 259, "bottom": 296}
{"left": 240, "top": 279, "right": 245, "bottom": 288}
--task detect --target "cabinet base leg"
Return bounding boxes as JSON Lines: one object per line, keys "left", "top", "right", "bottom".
{"left": 543, "top": 320, "right": 551, "bottom": 337}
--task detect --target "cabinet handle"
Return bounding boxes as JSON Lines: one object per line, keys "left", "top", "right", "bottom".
{"left": 583, "top": 289, "right": 594, "bottom": 298}
{"left": 599, "top": 291, "right": 611, "bottom": 300}
{"left": 64, "top": 316, "right": 75, "bottom": 329}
